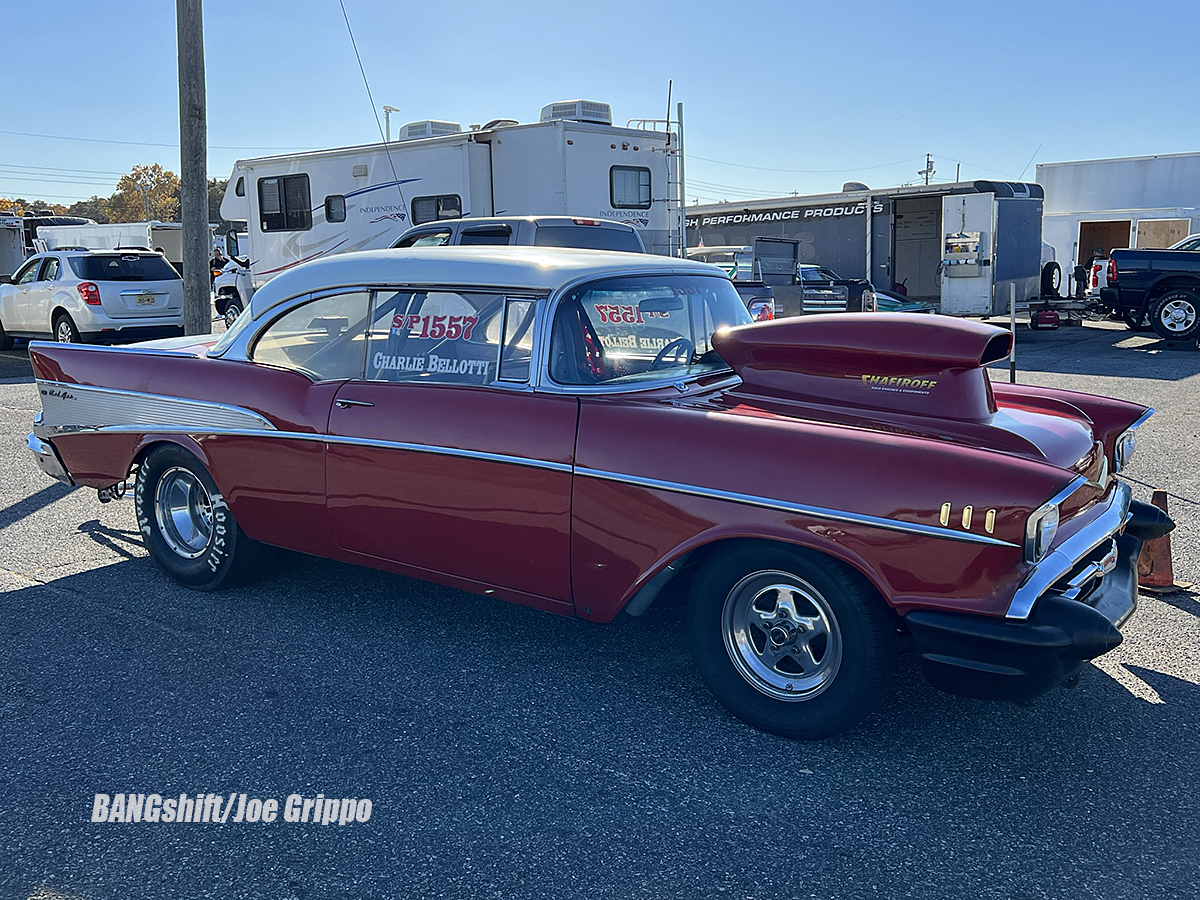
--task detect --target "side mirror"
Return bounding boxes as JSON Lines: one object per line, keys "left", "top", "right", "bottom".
{"left": 0, "top": 274, "right": 12, "bottom": 284}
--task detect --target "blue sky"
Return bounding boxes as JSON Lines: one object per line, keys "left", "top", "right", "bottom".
{"left": 1, "top": 0, "right": 1195, "bottom": 207}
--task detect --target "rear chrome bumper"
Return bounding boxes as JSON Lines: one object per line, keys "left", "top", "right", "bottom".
{"left": 904, "top": 486, "right": 1173, "bottom": 703}
{"left": 26, "top": 432, "right": 74, "bottom": 486}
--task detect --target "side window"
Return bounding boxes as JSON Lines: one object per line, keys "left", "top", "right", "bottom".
{"left": 393, "top": 229, "right": 451, "bottom": 248}
{"left": 325, "top": 195, "right": 346, "bottom": 223}
{"left": 14, "top": 259, "right": 41, "bottom": 284}
{"left": 459, "top": 225, "right": 512, "bottom": 246}
{"left": 410, "top": 195, "right": 462, "bottom": 226}
{"left": 40, "top": 258, "right": 60, "bottom": 281}
{"left": 258, "top": 174, "right": 312, "bottom": 232}
{"left": 365, "top": 289, "right": 536, "bottom": 386}
{"left": 610, "top": 166, "right": 651, "bottom": 210}
{"left": 251, "top": 291, "right": 369, "bottom": 380}
{"left": 234, "top": 177, "right": 245, "bottom": 197}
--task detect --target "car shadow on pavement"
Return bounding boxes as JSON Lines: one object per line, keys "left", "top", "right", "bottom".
{"left": 77, "top": 518, "right": 145, "bottom": 561}
{"left": 1149, "top": 587, "right": 1200, "bottom": 619}
{"left": 0, "top": 482, "right": 76, "bottom": 531}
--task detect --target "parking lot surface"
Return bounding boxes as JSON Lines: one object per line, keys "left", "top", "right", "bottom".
{"left": 1, "top": 321, "right": 1197, "bottom": 900}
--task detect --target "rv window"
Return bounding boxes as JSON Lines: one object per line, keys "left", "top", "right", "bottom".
{"left": 325, "top": 195, "right": 347, "bottom": 223}
{"left": 258, "top": 174, "right": 312, "bottom": 232}
{"left": 411, "top": 195, "right": 463, "bottom": 226}
{"left": 610, "top": 166, "right": 651, "bottom": 210}
{"left": 459, "top": 225, "right": 512, "bottom": 246}
{"left": 235, "top": 177, "right": 245, "bottom": 197}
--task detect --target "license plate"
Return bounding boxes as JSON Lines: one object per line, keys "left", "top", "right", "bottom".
{"left": 136, "top": 293, "right": 157, "bottom": 306}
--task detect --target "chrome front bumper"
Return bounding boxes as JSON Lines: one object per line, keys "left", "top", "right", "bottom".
{"left": 26, "top": 432, "right": 74, "bottom": 486}
{"left": 1006, "top": 481, "right": 1133, "bottom": 620}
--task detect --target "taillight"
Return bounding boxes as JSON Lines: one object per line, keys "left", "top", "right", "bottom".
{"left": 1107, "top": 258, "right": 1118, "bottom": 284}
{"left": 748, "top": 299, "right": 775, "bottom": 322}
{"left": 1091, "top": 263, "right": 1101, "bottom": 288}
{"left": 76, "top": 282, "right": 101, "bottom": 305}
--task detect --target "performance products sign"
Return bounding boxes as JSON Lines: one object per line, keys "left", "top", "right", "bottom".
{"left": 90, "top": 792, "right": 372, "bottom": 825}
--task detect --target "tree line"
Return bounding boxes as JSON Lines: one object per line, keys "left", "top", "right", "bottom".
{"left": 1, "top": 164, "right": 232, "bottom": 230}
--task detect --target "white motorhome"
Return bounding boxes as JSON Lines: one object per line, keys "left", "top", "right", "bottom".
{"left": 220, "top": 100, "right": 680, "bottom": 289}
{"left": 37, "top": 221, "right": 185, "bottom": 275}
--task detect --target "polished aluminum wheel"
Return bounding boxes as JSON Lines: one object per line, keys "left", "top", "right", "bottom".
{"left": 55, "top": 319, "right": 77, "bottom": 342}
{"left": 1158, "top": 297, "right": 1197, "bottom": 334}
{"left": 721, "top": 570, "right": 843, "bottom": 701}
{"left": 154, "top": 466, "right": 214, "bottom": 559}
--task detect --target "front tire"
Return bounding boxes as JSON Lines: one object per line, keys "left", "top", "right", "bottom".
{"left": 0, "top": 318, "right": 13, "bottom": 351}
{"left": 135, "top": 444, "right": 265, "bottom": 590}
{"left": 1150, "top": 289, "right": 1200, "bottom": 341}
{"left": 688, "top": 544, "right": 896, "bottom": 739}
{"left": 222, "top": 299, "right": 242, "bottom": 329}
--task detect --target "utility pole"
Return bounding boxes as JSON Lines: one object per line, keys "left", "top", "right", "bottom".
{"left": 918, "top": 153, "right": 935, "bottom": 185}
{"left": 177, "top": 0, "right": 210, "bottom": 335}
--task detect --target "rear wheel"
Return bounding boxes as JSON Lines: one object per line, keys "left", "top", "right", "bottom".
{"left": 135, "top": 444, "right": 269, "bottom": 590}
{"left": 688, "top": 544, "right": 896, "bottom": 739}
{"left": 1150, "top": 289, "right": 1200, "bottom": 341}
{"left": 53, "top": 312, "right": 80, "bottom": 343}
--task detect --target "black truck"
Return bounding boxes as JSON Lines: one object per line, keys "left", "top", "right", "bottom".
{"left": 1101, "top": 247, "right": 1200, "bottom": 340}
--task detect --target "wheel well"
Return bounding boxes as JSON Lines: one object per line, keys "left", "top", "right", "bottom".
{"left": 628, "top": 536, "right": 893, "bottom": 618}
{"left": 131, "top": 437, "right": 211, "bottom": 478}
{"left": 1148, "top": 277, "right": 1200, "bottom": 300}
{"left": 50, "top": 306, "right": 71, "bottom": 326}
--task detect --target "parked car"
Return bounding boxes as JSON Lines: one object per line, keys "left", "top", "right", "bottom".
{"left": 26, "top": 247, "right": 1169, "bottom": 738}
{"left": 873, "top": 287, "right": 936, "bottom": 314}
{"left": 391, "top": 215, "right": 646, "bottom": 252}
{"left": 1100, "top": 247, "right": 1200, "bottom": 339}
{"left": 0, "top": 249, "right": 183, "bottom": 347}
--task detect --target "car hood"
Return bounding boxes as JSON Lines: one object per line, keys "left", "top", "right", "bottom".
{"left": 711, "top": 314, "right": 1098, "bottom": 472}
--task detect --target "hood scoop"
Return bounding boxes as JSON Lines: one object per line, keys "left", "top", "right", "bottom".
{"left": 713, "top": 313, "right": 1012, "bottom": 423}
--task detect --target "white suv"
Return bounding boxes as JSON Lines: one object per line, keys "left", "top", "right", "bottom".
{"left": 0, "top": 249, "right": 183, "bottom": 347}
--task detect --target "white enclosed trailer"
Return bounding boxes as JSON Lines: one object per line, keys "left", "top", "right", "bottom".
{"left": 220, "top": 100, "right": 680, "bottom": 289}
{"left": 36, "top": 221, "right": 185, "bottom": 274}
{"left": 1038, "top": 152, "right": 1200, "bottom": 276}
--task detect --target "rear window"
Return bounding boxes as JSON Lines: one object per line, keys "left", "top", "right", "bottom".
{"left": 69, "top": 254, "right": 181, "bottom": 282}
{"left": 533, "top": 225, "right": 643, "bottom": 253}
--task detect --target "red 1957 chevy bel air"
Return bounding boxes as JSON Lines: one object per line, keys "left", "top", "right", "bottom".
{"left": 25, "top": 247, "right": 1172, "bottom": 738}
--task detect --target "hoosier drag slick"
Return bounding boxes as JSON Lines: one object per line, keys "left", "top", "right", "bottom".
{"left": 26, "top": 248, "right": 1172, "bottom": 738}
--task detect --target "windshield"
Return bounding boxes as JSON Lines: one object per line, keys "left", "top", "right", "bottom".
{"left": 549, "top": 274, "right": 751, "bottom": 386}
{"left": 799, "top": 267, "right": 841, "bottom": 282}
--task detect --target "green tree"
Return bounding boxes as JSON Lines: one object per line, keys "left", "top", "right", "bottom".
{"left": 67, "top": 195, "right": 112, "bottom": 223}
{"left": 108, "top": 163, "right": 181, "bottom": 222}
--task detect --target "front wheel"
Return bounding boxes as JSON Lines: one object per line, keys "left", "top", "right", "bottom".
{"left": 135, "top": 444, "right": 268, "bottom": 590}
{"left": 1150, "top": 289, "right": 1200, "bottom": 341}
{"left": 222, "top": 299, "right": 242, "bottom": 329}
{"left": 0, "top": 318, "right": 13, "bottom": 351}
{"left": 688, "top": 544, "right": 896, "bottom": 739}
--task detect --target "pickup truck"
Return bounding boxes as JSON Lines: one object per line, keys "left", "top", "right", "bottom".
{"left": 1100, "top": 246, "right": 1200, "bottom": 340}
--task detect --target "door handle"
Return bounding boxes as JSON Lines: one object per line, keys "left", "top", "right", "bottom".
{"left": 335, "top": 399, "right": 374, "bottom": 409}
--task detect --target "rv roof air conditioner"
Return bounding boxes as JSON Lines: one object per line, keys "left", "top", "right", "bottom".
{"left": 539, "top": 100, "right": 613, "bottom": 126}
{"left": 397, "top": 120, "right": 463, "bottom": 141}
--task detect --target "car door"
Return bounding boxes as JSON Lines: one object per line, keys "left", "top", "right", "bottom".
{"left": 324, "top": 286, "right": 578, "bottom": 607}
{"left": 27, "top": 256, "right": 61, "bottom": 331}
{"left": 6, "top": 256, "right": 44, "bottom": 331}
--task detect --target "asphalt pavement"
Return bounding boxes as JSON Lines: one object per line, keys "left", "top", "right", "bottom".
{"left": 1, "top": 320, "right": 1197, "bottom": 900}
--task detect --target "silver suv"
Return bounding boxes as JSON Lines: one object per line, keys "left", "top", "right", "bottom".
{"left": 0, "top": 249, "right": 183, "bottom": 346}
{"left": 391, "top": 216, "right": 647, "bottom": 252}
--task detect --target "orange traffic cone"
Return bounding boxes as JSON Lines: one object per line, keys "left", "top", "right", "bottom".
{"left": 1137, "top": 490, "right": 1191, "bottom": 593}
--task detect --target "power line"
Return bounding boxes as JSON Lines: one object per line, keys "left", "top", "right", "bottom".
{"left": 689, "top": 153, "right": 924, "bottom": 174}
{"left": 0, "top": 128, "right": 310, "bottom": 152}
{"left": 0, "top": 162, "right": 128, "bottom": 177}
